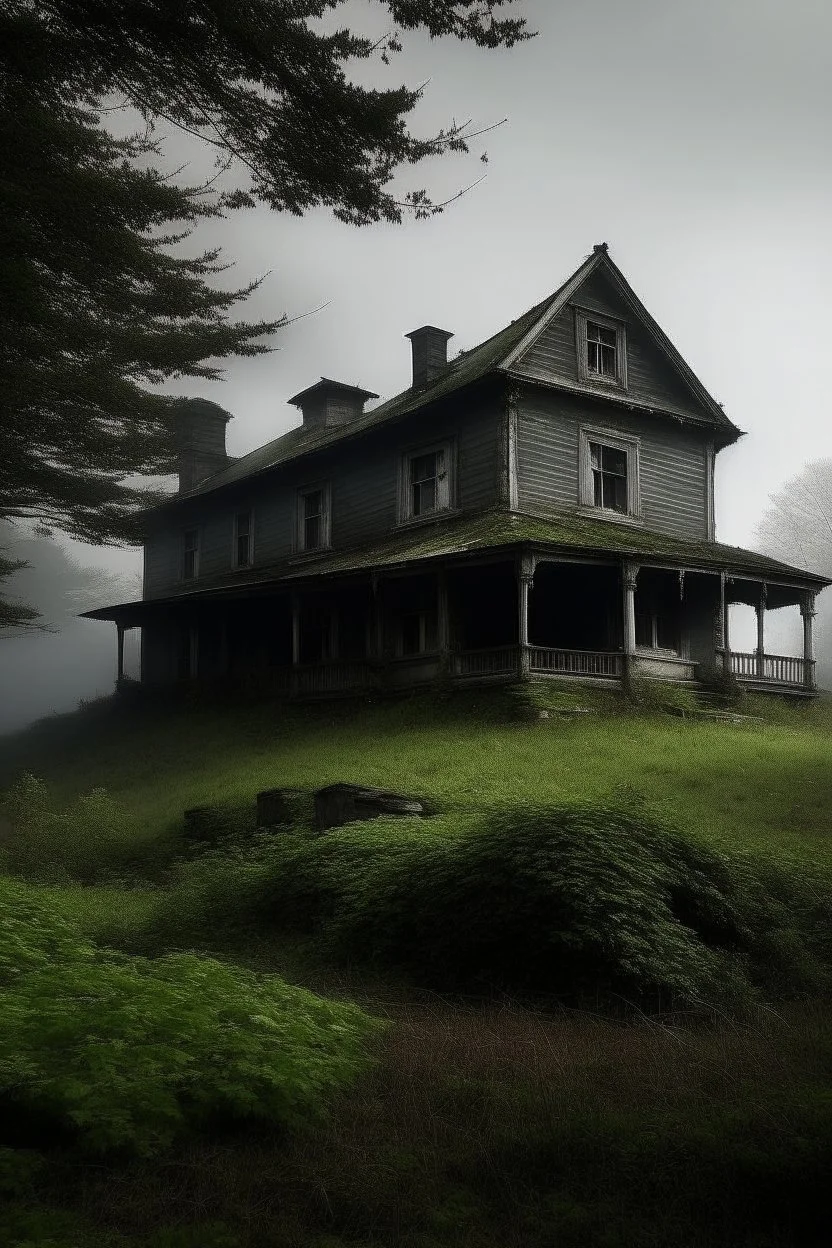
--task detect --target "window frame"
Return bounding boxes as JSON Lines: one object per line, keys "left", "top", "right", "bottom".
{"left": 395, "top": 608, "right": 438, "bottom": 658}
{"left": 181, "top": 527, "right": 200, "bottom": 582}
{"left": 574, "top": 307, "right": 628, "bottom": 390}
{"left": 578, "top": 426, "right": 641, "bottom": 521}
{"left": 232, "top": 508, "right": 254, "bottom": 570}
{"left": 295, "top": 481, "right": 332, "bottom": 554}
{"left": 398, "top": 439, "right": 455, "bottom": 526}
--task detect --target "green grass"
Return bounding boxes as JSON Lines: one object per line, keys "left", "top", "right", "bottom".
{"left": 3, "top": 684, "right": 832, "bottom": 867}
{"left": 3, "top": 683, "right": 832, "bottom": 1246}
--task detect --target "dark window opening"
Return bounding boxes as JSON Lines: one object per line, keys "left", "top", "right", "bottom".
{"left": 587, "top": 321, "right": 617, "bottom": 377}
{"left": 235, "top": 512, "right": 251, "bottom": 567}
{"left": 590, "top": 442, "right": 628, "bottom": 512}
{"left": 302, "top": 490, "right": 324, "bottom": 550}
{"left": 410, "top": 450, "right": 443, "bottom": 516}
{"left": 183, "top": 530, "right": 199, "bottom": 580}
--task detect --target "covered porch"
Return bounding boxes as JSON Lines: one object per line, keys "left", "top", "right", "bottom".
{"left": 93, "top": 547, "right": 821, "bottom": 699}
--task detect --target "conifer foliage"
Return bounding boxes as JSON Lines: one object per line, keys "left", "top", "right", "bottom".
{"left": 0, "top": 1, "right": 529, "bottom": 613}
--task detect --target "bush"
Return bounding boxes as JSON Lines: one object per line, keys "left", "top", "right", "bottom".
{"left": 0, "top": 876, "right": 383, "bottom": 1157}
{"left": 161, "top": 802, "right": 832, "bottom": 1013}
{"left": 0, "top": 773, "right": 134, "bottom": 882}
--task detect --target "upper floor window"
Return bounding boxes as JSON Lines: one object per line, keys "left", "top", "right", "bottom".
{"left": 579, "top": 426, "right": 640, "bottom": 520}
{"left": 182, "top": 528, "right": 199, "bottom": 580}
{"left": 233, "top": 510, "right": 252, "bottom": 568}
{"left": 297, "top": 483, "right": 331, "bottom": 552}
{"left": 575, "top": 309, "right": 627, "bottom": 388}
{"left": 400, "top": 442, "right": 452, "bottom": 523}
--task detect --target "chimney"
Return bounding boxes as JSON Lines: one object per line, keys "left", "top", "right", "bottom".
{"left": 406, "top": 326, "right": 454, "bottom": 389}
{"left": 288, "top": 378, "right": 379, "bottom": 429}
{"left": 172, "top": 398, "right": 231, "bottom": 493}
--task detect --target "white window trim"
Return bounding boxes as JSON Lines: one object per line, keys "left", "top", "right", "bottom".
{"left": 232, "top": 507, "right": 254, "bottom": 570}
{"left": 578, "top": 426, "right": 641, "bottom": 520}
{"left": 574, "top": 307, "right": 628, "bottom": 390}
{"left": 397, "top": 439, "right": 456, "bottom": 526}
{"left": 295, "top": 481, "right": 332, "bottom": 553}
{"left": 181, "top": 526, "right": 201, "bottom": 582}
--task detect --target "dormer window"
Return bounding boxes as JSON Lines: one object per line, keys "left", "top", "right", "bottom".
{"left": 400, "top": 442, "right": 453, "bottom": 523}
{"left": 233, "top": 510, "right": 253, "bottom": 568}
{"left": 575, "top": 309, "right": 627, "bottom": 388}
{"left": 297, "top": 483, "right": 331, "bottom": 552}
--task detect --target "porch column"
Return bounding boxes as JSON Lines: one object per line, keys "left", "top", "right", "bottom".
{"left": 622, "top": 561, "right": 638, "bottom": 689}
{"left": 755, "top": 594, "right": 765, "bottom": 679}
{"left": 721, "top": 573, "right": 731, "bottom": 675}
{"left": 801, "top": 592, "right": 817, "bottom": 690}
{"left": 116, "top": 623, "right": 125, "bottom": 683}
{"left": 437, "top": 566, "right": 450, "bottom": 674}
{"left": 371, "top": 574, "right": 384, "bottom": 660}
{"left": 517, "top": 552, "right": 535, "bottom": 680}
{"left": 290, "top": 592, "right": 301, "bottom": 696}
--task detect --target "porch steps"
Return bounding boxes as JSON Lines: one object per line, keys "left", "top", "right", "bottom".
{"left": 662, "top": 691, "right": 766, "bottom": 725}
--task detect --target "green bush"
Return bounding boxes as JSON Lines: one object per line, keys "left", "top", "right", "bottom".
{"left": 0, "top": 876, "right": 383, "bottom": 1157}
{"left": 159, "top": 802, "right": 832, "bottom": 1013}
{"left": 0, "top": 774, "right": 134, "bottom": 882}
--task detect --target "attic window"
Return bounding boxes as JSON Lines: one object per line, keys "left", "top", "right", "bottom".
{"left": 233, "top": 511, "right": 252, "bottom": 568}
{"left": 182, "top": 529, "right": 199, "bottom": 580}
{"left": 575, "top": 309, "right": 627, "bottom": 388}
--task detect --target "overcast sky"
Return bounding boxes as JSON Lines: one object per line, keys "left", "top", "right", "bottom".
{"left": 7, "top": 0, "right": 832, "bottom": 726}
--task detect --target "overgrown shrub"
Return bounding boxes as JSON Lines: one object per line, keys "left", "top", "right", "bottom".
{"left": 152, "top": 802, "right": 832, "bottom": 1013}
{"left": 0, "top": 773, "right": 134, "bottom": 882}
{"left": 0, "top": 876, "right": 383, "bottom": 1157}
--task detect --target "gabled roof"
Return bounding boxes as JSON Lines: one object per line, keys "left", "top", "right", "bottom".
{"left": 287, "top": 377, "right": 379, "bottom": 407}
{"left": 170, "top": 245, "right": 741, "bottom": 505}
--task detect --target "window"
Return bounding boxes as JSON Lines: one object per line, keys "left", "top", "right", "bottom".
{"left": 575, "top": 309, "right": 627, "bottom": 388}
{"left": 397, "top": 610, "right": 438, "bottom": 656}
{"left": 590, "top": 443, "right": 627, "bottom": 512}
{"left": 635, "top": 610, "right": 679, "bottom": 653}
{"left": 579, "top": 427, "right": 640, "bottom": 519}
{"left": 182, "top": 529, "right": 199, "bottom": 580}
{"left": 400, "top": 443, "right": 452, "bottom": 523}
{"left": 233, "top": 511, "right": 252, "bottom": 568}
{"left": 296, "top": 483, "right": 331, "bottom": 552}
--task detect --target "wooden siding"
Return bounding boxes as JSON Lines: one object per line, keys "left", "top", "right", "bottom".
{"left": 516, "top": 391, "right": 710, "bottom": 541}
{"left": 516, "top": 270, "right": 714, "bottom": 423}
{"left": 143, "top": 397, "right": 501, "bottom": 599}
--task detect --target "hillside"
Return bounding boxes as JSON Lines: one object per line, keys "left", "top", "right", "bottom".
{"left": 1, "top": 683, "right": 832, "bottom": 1248}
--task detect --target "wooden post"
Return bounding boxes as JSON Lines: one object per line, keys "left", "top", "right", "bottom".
{"left": 801, "top": 592, "right": 817, "bottom": 690}
{"left": 437, "top": 566, "right": 450, "bottom": 674}
{"left": 622, "top": 562, "right": 638, "bottom": 690}
{"left": 721, "top": 573, "right": 731, "bottom": 675}
{"left": 517, "top": 552, "right": 535, "bottom": 680}
{"left": 755, "top": 597, "right": 765, "bottom": 679}
{"left": 290, "top": 592, "right": 301, "bottom": 696}
{"left": 116, "top": 623, "right": 125, "bottom": 684}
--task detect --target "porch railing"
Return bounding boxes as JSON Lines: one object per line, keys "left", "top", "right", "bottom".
{"left": 529, "top": 646, "right": 624, "bottom": 678}
{"left": 293, "top": 660, "right": 375, "bottom": 695}
{"left": 452, "top": 646, "right": 519, "bottom": 677}
{"left": 727, "top": 651, "right": 808, "bottom": 685}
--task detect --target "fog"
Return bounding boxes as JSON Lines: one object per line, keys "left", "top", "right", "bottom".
{"left": 3, "top": 0, "right": 831, "bottom": 731}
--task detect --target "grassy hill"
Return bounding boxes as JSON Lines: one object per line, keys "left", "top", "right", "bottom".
{"left": 2, "top": 683, "right": 832, "bottom": 1247}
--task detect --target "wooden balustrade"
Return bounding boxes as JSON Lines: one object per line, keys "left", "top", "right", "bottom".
{"left": 293, "top": 661, "right": 374, "bottom": 695}
{"left": 452, "top": 646, "right": 519, "bottom": 677}
{"left": 727, "top": 651, "right": 806, "bottom": 686}
{"left": 529, "top": 647, "right": 624, "bottom": 677}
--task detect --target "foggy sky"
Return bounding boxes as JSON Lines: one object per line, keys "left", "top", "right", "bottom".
{"left": 6, "top": 0, "right": 832, "bottom": 728}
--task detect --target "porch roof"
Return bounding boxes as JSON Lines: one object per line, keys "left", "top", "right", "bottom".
{"left": 83, "top": 508, "right": 829, "bottom": 625}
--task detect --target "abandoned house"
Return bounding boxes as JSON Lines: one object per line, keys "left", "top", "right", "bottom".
{"left": 86, "top": 244, "right": 829, "bottom": 697}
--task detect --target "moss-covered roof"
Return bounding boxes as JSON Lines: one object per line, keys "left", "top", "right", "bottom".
{"left": 84, "top": 509, "right": 829, "bottom": 623}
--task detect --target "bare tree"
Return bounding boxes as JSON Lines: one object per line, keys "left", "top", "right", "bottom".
{"left": 756, "top": 459, "right": 832, "bottom": 576}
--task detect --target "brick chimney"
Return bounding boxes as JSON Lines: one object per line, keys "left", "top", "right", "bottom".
{"left": 406, "top": 326, "right": 454, "bottom": 388}
{"left": 172, "top": 398, "right": 231, "bottom": 493}
{"left": 288, "top": 378, "right": 379, "bottom": 429}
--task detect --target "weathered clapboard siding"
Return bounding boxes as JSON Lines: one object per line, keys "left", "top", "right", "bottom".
{"left": 143, "top": 397, "right": 501, "bottom": 598}
{"left": 516, "top": 271, "right": 713, "bottom": 423}
{"left": 517, "top": 391, "right": 710, "bottom": 541}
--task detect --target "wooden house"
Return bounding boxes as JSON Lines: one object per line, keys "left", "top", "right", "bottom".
{"left": 86, "top": 244, "right": 829, "bottom": 697}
